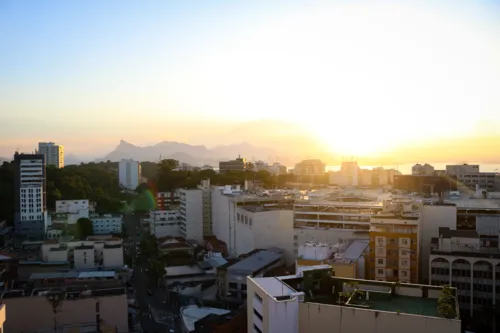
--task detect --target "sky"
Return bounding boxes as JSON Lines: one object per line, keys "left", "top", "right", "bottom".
{"left": 1, "top": 0, "right": 499, "bottom": 159}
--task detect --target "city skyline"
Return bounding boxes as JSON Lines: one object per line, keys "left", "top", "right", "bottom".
{"left": 1, "top": 0, "right": 499, "bottom": 160}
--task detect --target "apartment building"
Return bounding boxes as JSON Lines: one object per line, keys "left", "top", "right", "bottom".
{"left": 91, "top": 215, "right": 123, "bottom": 234}
{"left": 296, "top": 239, "right": 369, "bottom": 279}
{"left": 247, "top": 272, "right": 461, "bottom": 333}
{"left": 146, "top": 209, "right": 181, "bottom": 237}
{"left": 446, "top": 164, "right": 497, "bottom": 192}
{"left": 429, "top": 227, "right": 500, "bottom": 316}
{"left": 14, "top": 152, "right": 47, "bottom": 236}
{"left": 329, "top": 162, "right": 401, "bottom": 186}
{"left": 157, "top": 190, "right": 181, "bottom": 209}
{"left": 217, "top": 250, "right": 284, "bottom": 303}
{"left": 219, "top": 156, "right": 246, "bottom": 173}
{"left": 293, "top": 200, "right": 383, "bottom": 253}
{"left": 118, "top": 159, "right": 141, "bottom": 190}
{"left": 180, "top": 189, "right": 203, "bottom": 243}
{"left": 49, "top": 199, "right": 91, "bottom": 225}
{"left": 211, "top": 185, "right": 295, "bottom": 257}
{"left": 412, "top": 163, "right": 435, "bottom": 175}
{"left": 38, "top": 142, "right": 64, "bottom": 168}
{"left": 41, "top": 236, "right": 124, "bottom": 269}
{"left": 368, "top": 201, "right": 420, "bottom": 283}
{"left": 293, "top": 159, "right": 325, "bottom": 176}
{"left": 234, "top": 205, "right": 294, "bottom": 263}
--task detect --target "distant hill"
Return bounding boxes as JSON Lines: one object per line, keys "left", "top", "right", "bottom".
{"left": 96, "top": 140, "right": 289, "bottom": 166}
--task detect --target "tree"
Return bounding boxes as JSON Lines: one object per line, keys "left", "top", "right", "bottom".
{"left": 76, "top": 218, "right": 94, "bottom": 239}
{"left": 437, "top": 286, "right": 457, "bottom": 318}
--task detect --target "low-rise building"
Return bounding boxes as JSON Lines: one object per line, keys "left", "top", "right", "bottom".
{"left": 219, "top": 156, "right": 247, "bottom": 173}
{"left": 2, "top": 288, "right": 127, "bottom": 333}
{"left": 294, "top": 159, "right": 325, "bottom": 176}
{"left": 217, "top": 250, "right": 284, "bottom": 303}
{"left": 368, "top": 202, "right": 420, "bottom": 283}
{"left": 297, "top": 239, "right": 369, "bottom": 279}
{"left": 91, "top": 214, "right": 123, "bottom": 234}
{"left": 193, "top": 306, "right": 247, "bottom": 333}
{"left": 148, "top": 210, "right": 181, "bottom": 237}
{"left": 429, "top": 227, "right": 500, "bottom": 317}
{"left": 247, "top": 271, "right": 461, "bottom": 333}
{"left": 181, "top": 304, "right": 231, "bottom": 333}
{"left": 412, "top": 163, "right": 435, "bottom": 175}
{"left": 41, "top": 236, "right": 124, "bottom": 269}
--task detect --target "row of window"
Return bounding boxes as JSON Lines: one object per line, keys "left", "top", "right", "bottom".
{"left": 237, "top": 213, "right": 253, "bottom": 226}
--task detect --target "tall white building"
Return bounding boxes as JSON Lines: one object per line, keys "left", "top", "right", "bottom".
{"left": 38, "top": 142, "right": 64, "bottom": 168}
{"left": 14, "top": 152, "right": 47, "bottom": 236}
{"left": 118, "top": 159, "right": 141, "bottom": 190}
{"left": 179, "top": 189, "right": 204, "bottom": 243}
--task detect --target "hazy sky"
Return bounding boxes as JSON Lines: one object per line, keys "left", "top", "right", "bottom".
{"left": 1, "top": 0, "right": 499, "bottom": 158}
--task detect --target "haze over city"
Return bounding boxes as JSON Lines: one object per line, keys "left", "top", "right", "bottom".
{"left": 1, "top": 0, "right": 500, "bottom": 164}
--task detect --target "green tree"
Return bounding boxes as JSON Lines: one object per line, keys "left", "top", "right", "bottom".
{"left": 148, "top": 259, "right": 165, "bottom": 286}
{"left": 76, "top": 218, "right": 94, "bottom": 239}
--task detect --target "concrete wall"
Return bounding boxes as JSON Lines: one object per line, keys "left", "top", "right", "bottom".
{"left": 211, "top": 189, "right": 233, "bottom": 251}
{"left": 419, "top": 205, "right": 457, "bottom": 283}
{"left": 103, "top": 246, "right": 124, "bottom": 268}
{"left": 298, "top": 302, "right": 461, "bottom": 333}
{"left": 3, "top": 294, "right": 128, "bottom": 333}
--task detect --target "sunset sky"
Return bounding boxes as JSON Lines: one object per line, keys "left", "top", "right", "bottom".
{"left": 1, "top": 0, "right": 499, "bottom": 159}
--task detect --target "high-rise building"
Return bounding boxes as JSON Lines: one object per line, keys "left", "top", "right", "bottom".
{"left": 38, "top": 142, "right": 64, "bottom": 168}
{"left": 118, "top": 159, "right": 141, "bottom": 190}
{"left": 14, "top": 152, "right": 47, "bottom": 236}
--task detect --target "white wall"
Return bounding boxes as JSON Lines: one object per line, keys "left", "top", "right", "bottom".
{"left": 211, "top": 188, "right": 234, "bottom": 250}
{"left": 118, "top": 159, "right": 140, "bottom": 190}
{"left": 103, "top": 246, "right": 124, "bottom": 268}
{"left": 234, "top": 209, "right": 295, "bottom": 264}
{"left": 419, "top": 205, "right": 457, "bottom": 282}
{"left": 180, "top": 189, "right": 204, "bottom": 243}
{"left": 56, "top": 200, "right": 89, "bottom": 214}
{"left": 74, "top": 248, "right": 95, "bottom": 269}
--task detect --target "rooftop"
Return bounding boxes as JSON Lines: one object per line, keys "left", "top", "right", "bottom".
{"left": 181, "top": 305, "right": 230, "bottom": 332}
{"left": 29, "top": 271, "right": 116, "bottom": 280}
{"left": 164, "top": 265, "right": 205, "bottom": 277}
{"left": 347, "top": 291, "right": 440, "bottom": 317}
{"left": 253, "top": 277, "right": 299, "bottom": 298}
{"left": 228, "top": 250, "right": 282, "bottom": 274}
{"left": 334, "top": 239, "right": 369, "bottom": 263}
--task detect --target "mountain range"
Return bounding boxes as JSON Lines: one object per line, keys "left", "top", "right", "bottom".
{"left": 96, "top": 140, "right": 297, "bottom": 167}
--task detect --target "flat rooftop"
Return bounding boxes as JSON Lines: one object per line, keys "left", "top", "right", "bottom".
{"left": 253, "top": 277, "right": 298, "bottom": 298}
{"left": 228, "top": 250, "right": 282, "bottom": 274}
{"left": 336, "top": 239, "right": 369, "bottom": 263}
{"left": 348, "top": 292, "right": 440, "bottom": 317}
{"left": 181, "top": 305, "right": 230, "bottom": 332}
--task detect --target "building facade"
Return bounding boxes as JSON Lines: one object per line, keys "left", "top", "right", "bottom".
{"left": 247, "top": 274, "right": 461, "bottom": 333}
{"left": 412, "top": 163, "right": 435, "bottom": 175}
{"left": 293, "top": 159, "right": 325, "bottom": 176}
{"left": 38, "top": 142, "right": 64, "bottom": 168}
{"left": 118, "top": 159, "right": 141, "bottom": 190}
{"left": 219, "top": 156, "right": 246, "bottom": 173}
{"left": 14, "top": 152, "right": 47, "bottom": 236}
{"left": 180, "top": 189, "right": 204, "bottom": 243}
{"left": 91, "top": 215, "right": 123, "bottom": 234}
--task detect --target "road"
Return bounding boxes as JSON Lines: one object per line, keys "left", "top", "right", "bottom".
{"left": 124, "top": 212, "right": 180, "bottom": 333}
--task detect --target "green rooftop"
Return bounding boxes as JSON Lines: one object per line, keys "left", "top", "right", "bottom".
{"left": 348, "top": 291, "right": 441, "bottom": 317}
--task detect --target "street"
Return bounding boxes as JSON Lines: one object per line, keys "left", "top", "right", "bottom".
{"left": 124, "top": 212, "right": 180, "bottom": 333}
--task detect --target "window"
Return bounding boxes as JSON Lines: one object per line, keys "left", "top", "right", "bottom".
{"left": 253, "top": 308, "right": 263, "bottom": 321}
{"left": 254, "top": 293, "right": 262, "bottom": 303}
{"left": 84, "top": 257, "right": 87, "bottom": 264}
{"left": 377, "top": 259, "right": 384, "bottom": 265}
{"left": 377, "top": 269, "right": 384, "bottom": 275}
{"left": 401, "top": 271, "right": 408, "bottom": 277}
{"left": 253, "top": 324, "right": 263, "bottom": 333}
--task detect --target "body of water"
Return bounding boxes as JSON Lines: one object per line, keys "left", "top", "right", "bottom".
{"left": 326, "top": 163, "right": 500, "bottom": 175}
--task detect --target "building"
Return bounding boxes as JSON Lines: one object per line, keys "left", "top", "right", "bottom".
{"left": 234, "top": 205, "right": 295, "bottom": 264}
{"left": 219, "top": 156, "right": 246, "bottom": 173}
{"left": 148, "top": 210, "right": 181, "bottom": 238}
{"left": 2, "top": 290, "right": 127, "bottom": 333}
{"left": 211, "top": 185, "right": 295, "bottom": 257}
{"left": 393, "top": 175, "right": 457, "bottom": 193}
{"left": 293, "top": 159, "right": 325, "bottom": 176}
{"left": 247, "top": 272, "right": 461, "bottom": 333}
{"left": 156, "top": 190, "right": 181, "bottom": 209}
{"left": 330, "top": 163, "right": 401, "bottom": 187}
{"left": 118, "top": 159, "right": 141, "bottom": 190}
{"left": 41, "top": 236, "right": 124, "bottom": 269}
{"left": 429, "top": 227, "right": 500, "bottom": 316}
{"left": 180, "top": 189, "right": 204, "bottom": 243}
{"left": 14, "top": 152, "right": 47, "bottom": 236}
{"left": 293, "top": 199, "right": 383, "bottom": 253}
{"left": 193, "top": 306, "right": 247, "bottom": 333}
{"left": 267, "top": 163, "right": 287, "bottom": 176}
{"left": 50, "top": 199, "right": 90, "bottom": 225}
{"left": 181, "top": 304, "right": 231, "bottom": 333}
{"left": 38, "top": 142, "right": 64, "bottom": 168}
{"left": 412, "top": 163, "right": 435, "bottom": 175}
{"left": 368, "top": 202, "right": 420, "bottom": 283}
{"left": 296, "top": 239, "right": 369, "bottom": 279}
{"left": 446, "top": 164, "right": 480, "bottom": 176}
{"left": 91, "top": 215, "right": 123, "bottom": 234}
{"left": 0, "top": 304, "right": 5, "bottom": 333}
{"left": 217, "top": 250, "right": 284, "bottom": 303}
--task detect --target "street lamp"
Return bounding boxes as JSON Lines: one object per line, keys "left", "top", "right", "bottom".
{"left": 46, "top": 289, "right": 65, "bottom": 333}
